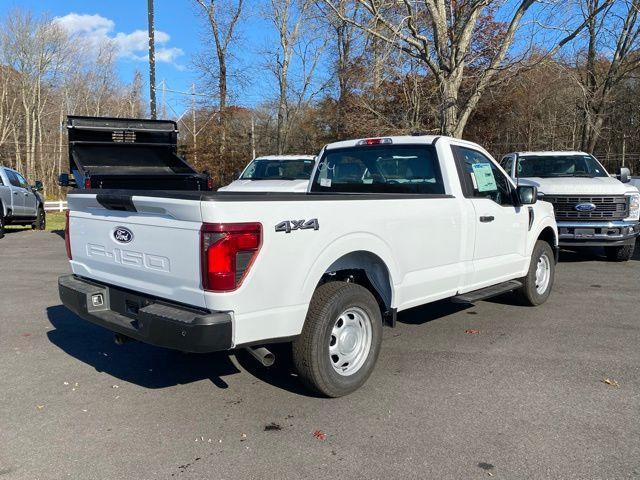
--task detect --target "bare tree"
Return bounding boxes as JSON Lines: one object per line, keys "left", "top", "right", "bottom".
{"left": 193, "top": 0, "right": 244, "bottom": 155}
{"left": 0, "top": 10, "right": 71, "bottom": 178}
{"left": 574, "top": 0, "right": 640, "bottom": 153}
{"left": 322, "top": 0, "right": 613, "bottom": 138}
{"left": 268, "top": 0, "right": 327, "bottom": 153}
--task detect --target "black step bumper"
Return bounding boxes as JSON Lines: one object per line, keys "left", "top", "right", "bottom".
{"left": 58, "top": 275, "right": 232, "bottom": 353}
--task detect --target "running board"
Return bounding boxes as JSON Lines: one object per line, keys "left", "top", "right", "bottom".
{"left": 451, "top": 280, "right": 523, "bottom": 304}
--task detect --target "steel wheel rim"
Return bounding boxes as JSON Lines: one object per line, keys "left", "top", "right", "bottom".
{"left": 535, "top": 252, "right": 551, "bottom": 295}
{"left": 329, "top": 307, "right": 372, "bottom": 376}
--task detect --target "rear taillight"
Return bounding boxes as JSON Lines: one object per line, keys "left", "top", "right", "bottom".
{"left": 207, "top": 176, "right": 214, "bottom": 190}
{"left": 201, "top": 223, "right": 262, "bottom": 292}
{"left": 65, "top": 210, "right": 72, "bottom": 260}
{"left": 84, "top": 177, "right": 91, "bottom": 189}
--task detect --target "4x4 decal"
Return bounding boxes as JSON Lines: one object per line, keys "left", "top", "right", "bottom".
{"left": 275, "top": 218, "right": 319, "bottom": 233}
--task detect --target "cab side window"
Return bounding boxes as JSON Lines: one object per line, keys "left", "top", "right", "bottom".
{"left": 16, "top": 173, "right": 29, "bottom": 188}
{"left": 452, "top": 146, "right": 514, "bottom": 206}
{"left": 6, "top": 170, "right": 21, "bottom": 188}
{"left": 500, "top": 156, "right": 513, "bottom": 176}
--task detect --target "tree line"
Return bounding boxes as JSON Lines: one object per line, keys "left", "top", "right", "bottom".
{"left": 1, "top": 1, "right": 639, "bottom": 195}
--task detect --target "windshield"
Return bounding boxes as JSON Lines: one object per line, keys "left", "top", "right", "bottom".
{"left": 240, "top": 158, "right": 315, "bottom": 180}
{"left": 517, "top": 155, "right": 608, "bottom": 178}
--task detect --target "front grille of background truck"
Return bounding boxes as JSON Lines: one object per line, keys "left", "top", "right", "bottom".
{"left": 544, "top": 195, "right": 629, "bottom": 221}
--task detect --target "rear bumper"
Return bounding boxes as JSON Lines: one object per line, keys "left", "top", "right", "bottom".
{"left": 58, "top": 275, "right": 232, "bottom": 353}
{"left": 557, "top": 220, "right": 639, "bottom": 247}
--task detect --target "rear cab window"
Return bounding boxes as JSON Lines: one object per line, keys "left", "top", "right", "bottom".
{"left": 310, "top": 144, "right": 445, "bottom": 195}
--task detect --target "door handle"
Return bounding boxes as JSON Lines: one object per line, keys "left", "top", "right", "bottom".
{"left": 479, "top": 216, "right": 495, "bottom": 223}
{"left": 13, "top": 191, "right": 17, "bottom": 195}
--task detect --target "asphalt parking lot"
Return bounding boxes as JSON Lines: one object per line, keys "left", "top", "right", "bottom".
{"left": 1, "top": 228, "right": 639, "bottom": 480}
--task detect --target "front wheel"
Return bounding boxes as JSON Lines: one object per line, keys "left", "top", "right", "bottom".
{"left": 292, "top": 282, "right": 383, "bottom": 397}
{"left": 517, "top": 240, "right": 555, "bottom": 306}
{"left": 32, "top": 206, "right": 45, "bottom": 230}
{"left": 605, "top": 244, "right": 635, "bottom": 262}
{"left": 0, "top": 209, "right": 4, "bottom": 239}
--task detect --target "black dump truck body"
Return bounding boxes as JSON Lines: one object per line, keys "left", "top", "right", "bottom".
{"left": 59, "top": 116, "right": 211, "bottom": 191}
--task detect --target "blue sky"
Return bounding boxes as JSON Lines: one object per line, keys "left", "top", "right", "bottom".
{"left": 0, "top": 0, "right": 291, "bottom": 116}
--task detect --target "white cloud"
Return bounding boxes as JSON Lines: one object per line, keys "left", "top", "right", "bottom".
{"left": 54, "top": 13, "right": 184, "bottom": 66}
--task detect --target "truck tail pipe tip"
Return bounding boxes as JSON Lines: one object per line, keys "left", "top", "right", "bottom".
{"left": 114, "top": 333, "right": 133, "bottom": 346}
{"left": 244, "top": 346, "right": 275, "bottom": 367}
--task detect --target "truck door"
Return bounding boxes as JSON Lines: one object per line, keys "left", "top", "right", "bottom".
{"left": 5, "top": 170, "right": 26, "bottom": 216}
{"left": 15, "top": 172, "right": 37, "bottom": 216}
{"left": 452, "top": 146, "right": 529, "bottom": 288}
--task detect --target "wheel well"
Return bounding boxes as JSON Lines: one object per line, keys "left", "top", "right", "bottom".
{"left": 538, "top": 226, "right": 558, "bottom": 261}
{"left": 318, "top": 251, "right": 395, "bottom": 326}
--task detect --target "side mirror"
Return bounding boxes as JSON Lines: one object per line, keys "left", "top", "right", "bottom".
{"left": 58, "top": 173, "right": 76, "bottom": 188}
{"left": 34, "top": 180, "right": 43, "bottom": 192}
{"left": 619, "top": 167, "right": 631, "bottom": 183}
{"left": 517, "top": 185, "right": 537, "bottom": 205}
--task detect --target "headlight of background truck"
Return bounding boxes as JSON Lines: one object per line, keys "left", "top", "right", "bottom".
{"left": 627, "top": 193, "right": 640, "bottom": 221}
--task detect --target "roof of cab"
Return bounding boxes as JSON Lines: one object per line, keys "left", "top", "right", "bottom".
{"left": 511, "top": 151, "right": 590, "bottom": 157}
{"left": 254, "top": 154, "right": 315, "bottom": 160}
{"left": 324, "top": 135, "right": 482, "bottom": 150}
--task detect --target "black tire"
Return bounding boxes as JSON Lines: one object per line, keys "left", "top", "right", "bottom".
{"left": 32, "top": 206, "right": 45, "bottom": 230}
{"left": 516, "top": 240, "right": 555, "bottom": 306}
{"left": 605, "top": 244, "right": 635, "bottom": 262}
{"left": 0, "top": 204, "right": 4, "bottom": 239}
{"left": 292, "top": 282, "right": 383, "bottom": 397}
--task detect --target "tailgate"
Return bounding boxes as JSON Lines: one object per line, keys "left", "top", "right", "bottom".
{"left": 67, "top": 193, "right": 206, "bottom": 308}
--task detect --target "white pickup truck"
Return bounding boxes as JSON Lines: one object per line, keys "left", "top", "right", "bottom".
{"left": 59, "top": 135, "right": 558, "bottom": 397}
{"left": 501, "top": 151, "right": 639, "bottom": 261}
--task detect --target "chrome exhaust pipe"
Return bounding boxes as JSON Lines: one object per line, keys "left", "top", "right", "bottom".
{"left": 244, "top": 346, "right": 275, "bottom": 367}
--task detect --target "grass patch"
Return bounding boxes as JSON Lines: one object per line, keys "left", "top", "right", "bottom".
{"left": 46, "top": 211, "right": 66, "bottom": 231}
{"left": 6, "top": 211, "right": 66, "bottom": 232}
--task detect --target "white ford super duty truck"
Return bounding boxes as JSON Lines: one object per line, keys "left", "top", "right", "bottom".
{"left": 59, "top": 135, "right": 558, "bottom": 397}
{"left": 501, "top": 151, "right": 639, "bottom": 261}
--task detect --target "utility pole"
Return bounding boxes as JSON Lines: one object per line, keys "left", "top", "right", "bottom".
{"left": 147, "top": 0, "right": 157, "bottom": 119}
{"left": 622, "top": 134, "right": 626, "bottom": 167}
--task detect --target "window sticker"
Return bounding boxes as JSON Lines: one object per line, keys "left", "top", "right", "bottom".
{"left": 471, "top": 163, "right": 497, "bottom": 192}
{"left": 320, "top": 178, "right": 332, "bottom": 187}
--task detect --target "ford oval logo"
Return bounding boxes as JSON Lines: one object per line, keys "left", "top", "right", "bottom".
{"left": 575, "top": 202, "right": 597, "bottom": 212}
{"left": 113, "top": 227, "right": 133, "bottom": 243}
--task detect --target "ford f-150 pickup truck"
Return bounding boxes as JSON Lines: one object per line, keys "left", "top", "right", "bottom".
{"left": 0, "top": 166, "right": 45, "bottom": 239}
{"left": 58, "top": 135, "right": 558, "bottom": 397}
{"left": 501, "top": 151, "right": 639, "bottom": 261}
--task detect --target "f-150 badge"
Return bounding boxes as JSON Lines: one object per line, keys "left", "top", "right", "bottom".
{"left": 275, "top": 219, "right": 319, "bottom": 233}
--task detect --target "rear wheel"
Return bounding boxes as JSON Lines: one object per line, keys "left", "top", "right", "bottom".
{"left": 32, "top": 206, "right": 45, "bottom": 230}
{"left": 0, "top": 205, "right": 5, "bottom": 239}
{"left": 292, "top": 282, "right": 383, "bottom": 397}
{"left": 517, "top": 240, "right": 555, "bottom": 306}
{"left": 605, "top": 244, "right": 634, "bottom": 262}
